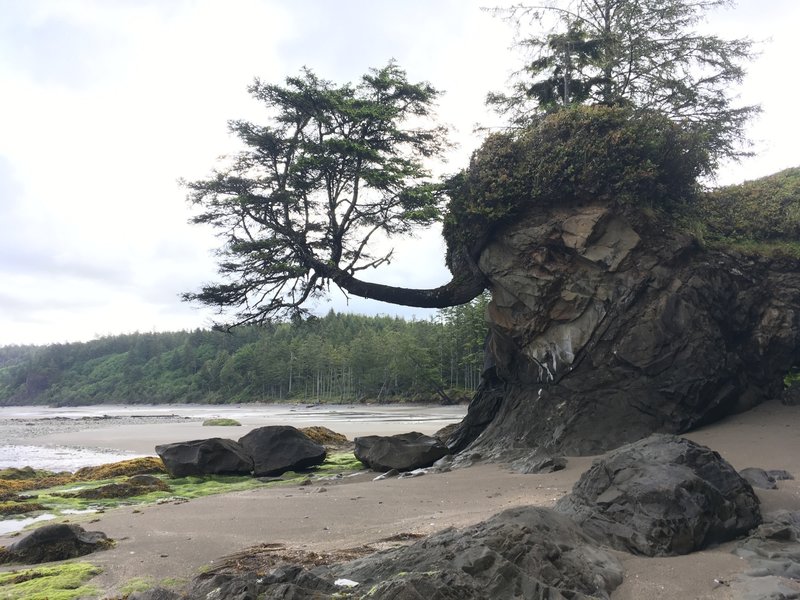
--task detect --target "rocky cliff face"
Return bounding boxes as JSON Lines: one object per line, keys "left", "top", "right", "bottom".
{"left": 449, "top": 202, "right": 800, "bottom": 458}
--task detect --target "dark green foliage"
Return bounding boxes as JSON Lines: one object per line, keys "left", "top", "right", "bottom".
{"left": 183, "top": 62, "right": 483, "bottom": 326}
{"left": 443, "top": 105, "right": 709, "bottom": 265}
{"left": 0, "top": 303, "right": 488, "bottom": 406}
{"left": 697, "top": 167, "right": 800, "bottom": 249}
{"left": 489, "top": 0, "right": 759, "bottom": 164}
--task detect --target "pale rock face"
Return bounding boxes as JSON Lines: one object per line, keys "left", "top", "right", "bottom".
{"left": 448, "top": 202, "right": 800, "bottom": 459}
{"left": 479, "top": 204, "right": 641, "bottom": 384}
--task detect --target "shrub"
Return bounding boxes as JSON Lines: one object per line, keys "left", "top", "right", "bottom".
{"left": 443, "top": 105, "right": 710, "bottom": 266}
{"left": 698, "top": 167, "right": 800, "bottom": 245}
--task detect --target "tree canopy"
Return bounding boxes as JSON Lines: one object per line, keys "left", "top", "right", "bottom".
{"left": 184, "top": 63, "right": 486, "bottom": 327}
{"left": 487, "top": 0, "right": 759, "bottom": 164}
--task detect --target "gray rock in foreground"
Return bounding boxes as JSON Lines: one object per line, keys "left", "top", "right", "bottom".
{"left": 0, "top": 523, "right": 111, "bottom": 564}
{"left": 355, "top": 431, "right": 450, "bottom": 472}
{"left": 139, "top": 506, "right": 623, "bottom": 599}
{"left": 156, "top": 437, "right": 253, "bottom": 477}
{"left": 555, "top": 434, "right": 761, "bottom": 556}
{"left": 326, "top": 505, "right": 623, "bottom": 599}
{"left": 734, "top": 510, "right": 800, "bottom": 599}
{"left": 239, "top": 425, "right": 326, "bottom": 477}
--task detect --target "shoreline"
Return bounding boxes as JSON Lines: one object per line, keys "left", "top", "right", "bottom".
{"left": 2, "top": 400, "right": 800, "bottom": 599}
{"left": 0, "top": 403, "right": 466, "bottom": 467}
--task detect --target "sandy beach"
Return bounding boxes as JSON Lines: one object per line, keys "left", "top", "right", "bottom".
{"left": 2, "top": 401, "right": 800, "bottom": 599}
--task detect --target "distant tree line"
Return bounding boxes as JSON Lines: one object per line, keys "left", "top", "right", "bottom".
{"left": 0, "top": 297, "right": 488, "bottom": 406}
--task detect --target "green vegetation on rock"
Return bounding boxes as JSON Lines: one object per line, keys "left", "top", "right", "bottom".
{"left": 0, "top": 452, "right": 363, "bottom": 525}
{"left": 202, "top": 418, "right": 242, "bottom": 426}
{"left": 695, "top": 167, "right": 800, "bottom": 257}
{"left": 0, "top": 562, "right": 100, "bottom": 600}
{"left": 443, "top": 106, "right": 710, "bottom": 265}
{"left": 315, "top": 452, "right": 363, "bottom": 474}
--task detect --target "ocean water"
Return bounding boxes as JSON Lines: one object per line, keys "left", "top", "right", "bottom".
{"left": 0, "top": 443, "right": 143, "bottom": 473}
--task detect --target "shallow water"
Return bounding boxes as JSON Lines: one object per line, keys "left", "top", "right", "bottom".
{"left": 0, "top": 443, "right": 143, "bottom": 472}
{"left": 0, "top": 403, "right": 466, "bottom": 471}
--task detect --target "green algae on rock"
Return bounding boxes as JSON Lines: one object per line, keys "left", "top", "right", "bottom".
{"left": 0, "top": 562, "right": 101, "bottom": 600}
{"left": 202, "top": 418, "right": 242, "bottom": 426}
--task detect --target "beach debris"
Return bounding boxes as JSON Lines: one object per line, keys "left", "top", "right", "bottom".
{"left": 156, "top": 438, "right": 253, "bottom": 477}
{"left": 354, "top": 431, "right": 450, "bottom": 472}
{"left": 0, "top": 523, "right": 112, "bottom": 564}
{"left": 334, "top": 578, "right": 359, "bottom": 587}
{"left": 239, "top": 426, "right": 326, "bottom": 477}
{"left": 555, "top": 434, "right": 762, "bottom": 556}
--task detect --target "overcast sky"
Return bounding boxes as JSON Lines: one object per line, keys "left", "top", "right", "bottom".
{"left": 1, "top": 0, "right": 797, "bottom": 346}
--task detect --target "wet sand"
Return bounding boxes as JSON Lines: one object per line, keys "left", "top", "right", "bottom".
{"left": 2, "top": 401, "right": 800, "bottom": 599}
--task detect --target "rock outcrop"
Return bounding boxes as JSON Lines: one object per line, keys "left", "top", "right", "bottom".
{"left": 0, "top": 523, "right": 111, "bottom": 564}
{"left": 134, "top": 506, "right": 623, "bottom": 599}
{"left": 449, "top": 203, "right": 800, "bottom": 457}
{"left": 554, "top": 434, "right": 761, "bottom": 556}
{"left": 239, "top": 426, "right": 326, "bottom": 477}
{"left": 156, "top": 438, "right": 253, "bottom": 478}
{"left": 354, "top": 432, "right": 450, "bottom": 472}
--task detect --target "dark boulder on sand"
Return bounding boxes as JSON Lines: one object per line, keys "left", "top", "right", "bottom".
{"left": 354, "top": 431, "right": 450, "bottom": 472}
{"left": 144, "top": 505, "right": 623, "bottom": 599}
{"left": 239, "top": 426, "right": 326, "bottom": 477}
{"left": 0, "top": 523, "right": 112, "bottom": 564}
{"left": 155, "top": 438, "right": 253, "bottom": 478}
{"left": 555, "top": 434, "right": 761, "bottom": 556}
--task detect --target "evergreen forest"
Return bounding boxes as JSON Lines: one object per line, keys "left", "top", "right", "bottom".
{"left": 0, "top": 296, "right": 488, "bottom": 407}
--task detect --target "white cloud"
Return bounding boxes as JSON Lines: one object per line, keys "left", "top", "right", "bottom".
{"left": 0, "top": 0, "right": 797, "bottom": 345}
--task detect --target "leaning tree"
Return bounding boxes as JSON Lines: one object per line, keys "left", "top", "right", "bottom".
{"left": 183, "top": 63, "right": 486, "bottom": 326}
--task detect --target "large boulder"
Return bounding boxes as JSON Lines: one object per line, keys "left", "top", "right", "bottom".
{"left": 135, "top": 506, "right": 623, "bottom": 599}
{"left": 155, "top": 438, "right": 253, "bottom": 478}
{"left": 0, "top": 523, "right": 111, "bottom": 564}
{"left": 327, "top": 506, "right": 623, "bottom": 599}
{"left": 354, "top": 431, "right": 450, "bottom": 472}
{"left": 449, "top": 203, "right": 800, "bottom": 458}
{"left": 554, "top": 434, "right": 761, "bottom": 556}
{"left": 238, "top": 426, "right": 326, "bottom": 477}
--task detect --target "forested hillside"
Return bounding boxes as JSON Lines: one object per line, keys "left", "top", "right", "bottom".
{"left": 0, "top": 297, "right": 488, "bottom": 406}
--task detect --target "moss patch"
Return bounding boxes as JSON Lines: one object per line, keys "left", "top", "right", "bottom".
{"left": 0, "top": 453, "right": 362, "bottom": 526}
{"left": 0, "top": 562, "right": 101, "bottom": 600}
{"left": 202, "top": 418, "right": 242, "bottom": 426}
{"left": 315, "top": 452, "right": 364, "bottom": 474}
